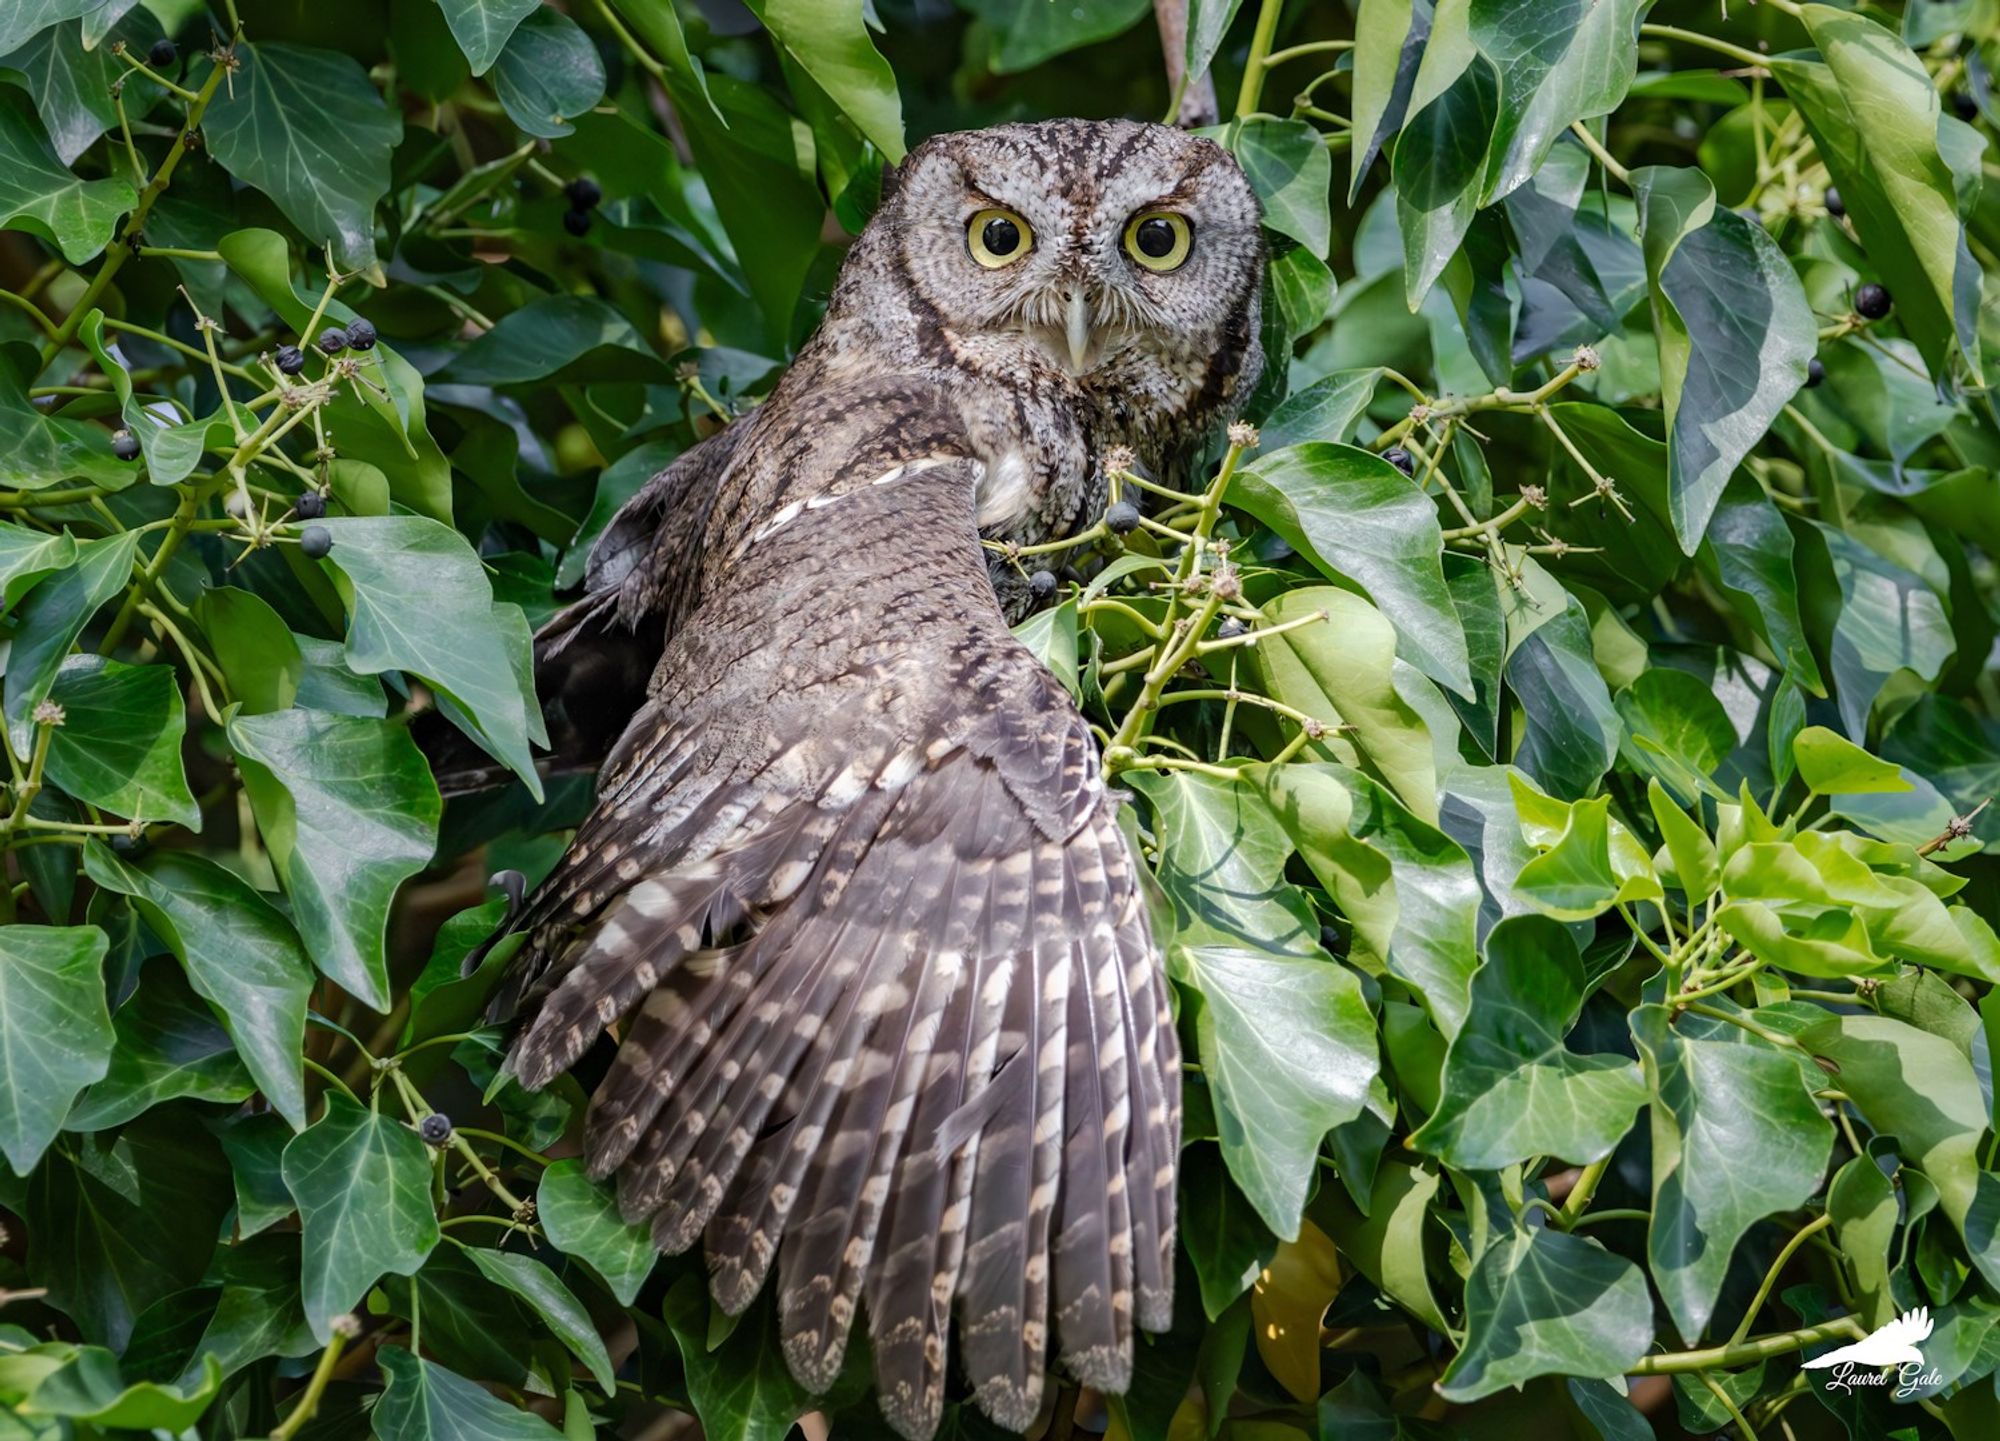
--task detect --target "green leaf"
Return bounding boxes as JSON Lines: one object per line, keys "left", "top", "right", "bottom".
{"left": 228, "top": 708, "right": 441, "bottom": 1013}
{"left": 1615, "top": 667, "right": 1735, "bottom": 804}
{"left": 0, "top": 924, "right": 110, "bottom": 1174}
{"left": 372, "top": 1345, "right": 566, "bottom": 1441}
{"left": 1229, "top": 118, "right": 1332, "bottom": 254}
{"left": 43, "top": 657, "right": 198, "bottom": 828}
{"left": 1826, "top": 1152, "right": 1898, "bottom": 1329}
{"left": 215, "top": 1112, "right": 298, "bottom": 1238}
{"left": 1771, "top": 7, "right": 1983, "bottom": 384}
{"left": 204, "top": 43, "right": 401, "bottom": 273}
{"left": 1704, "top": 472, "right": 1824, "bottom": 693}
{"left": 1349, "top": 0, "right": 1423, "bottom": 200}
{"left": 1244, "top": 587, "right": 1443, "bottom": 820}
{"left": 1185, "top": 0, "right": 1246, "bottom": 90}
{"left": 1467, "top": 0, "right": 1647, "bottom": 203}
{"left": 81, "top": 844, "right": 312, "bottom": 1129}
{"left": 184, "top": 1230, "right": 317, "bottom": 1382}
{"left": 0, "top": 1, "right": 105, "bottom": 54}
{"left": 66, "top": 961, "right": 252, "bottom": 1131}
{"left": 18, "top": 1348, "right": 222, "bottom": 1430}
{"left": 24, "top": 1110, "right": 232, "bottom": 1349}
{"left": 491, "top": 8, "right": 605, "bottom": 140}
{"left": 536, "top": 1160, "right": 656, "bottom": 1307}
{"left": 1411, "top": 915, "right": 1645, "bottom": 1170}
{"left": 282, "top": 1091, "right": 441, "bottom": 1343}
{"left": 741, "top": 0, "right": 904, "bottom": 161}
{"left": 0, "top": 521, "right": 73, "bottom": 607}
{"left": 1794, "top": 725, "right": 1913, "bottom": 795}
{"left": 0, "top": 12, "right": 160, "bottom": 165}
{"left": 663, "top": 1276, "right": 811, "bottom": 1441}
{"left": 1505, "top": 592, "right": 1621, "bottom": 801}
{"left": 1260, "top": 761, "right": 1479, "bottom": 1037}
{"left": 961, "top": 0, "right": 1152, "bottom": 73}
{"left": 444, "top": 295, "right": 672, "bottom": 387}
{"left": 1179, "top": 1141, "right": 1277, "bottom": 1317}
{"left": 433, "top": 0, "right": 538, "bottom": 74}
{"left": 1647, "top": 779, "right": 1718, "bottom": 904}
{"left": 1260, "top": 368, "right": 1383, "bottom": 452}
{"left": 1630, "top": 1005, "right": 1833, "bottom": 1341}
{"left": 1808, "top": 522, "right": 1956, "bottom": 738}
{"left": 2, "top": 530, "right": 136, "bottom": 756}
{"left": 1632, "top": 166, "right": 1817, "bottom": 550}
{"left": 463, "top": 1247, "right": 616, "bottom": 1390}
{"left": 1513, "top": 795, "right": 1622, "bottom": 921}
{"left": 1011, "top": 594, "right": 1078, "bottom": 699}
{"left": 314, "top": 516, "right": 543, "bottom": 798}
{"left": 1229, "top": 443, "right": 1470, "bottom": 697}
{"left": 1802, "top": 1013, "right": 2000, "bottom": 1291}
{"left": 1436, "top": 1224, "right": 1654, "bottom": 1402}
{"left": 77, "top": 311, "right": 230, "bottom": 487}
{"left": 0, "top": 367, "right": 135, "bottom": 494}
{"left": 194, "top": 588, "right": 304, "bottom": 715}
{"left": 0, "top": 98, "right": 133, "bottom": 262}
{"left": 1311, "top": 1159, "right": 1449, "bottom": 1334}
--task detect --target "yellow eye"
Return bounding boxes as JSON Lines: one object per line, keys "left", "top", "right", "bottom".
{"left": 967, "top": 208, "right": 1032, "bottom": 268}
{"left": 1124, "top": 211, "right": 1193, "bottom": 272}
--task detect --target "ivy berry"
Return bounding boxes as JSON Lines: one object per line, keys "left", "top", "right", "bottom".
{"left": 111, "top": 429, "right": 140, "bottom": 461}
{"left": 295, "top": 491, "right": 327, "bottom": 520}
{"left": 316, "top": 326, "right": 349, "bottom": 355}
{"left": 565, "top": 176, "right": 603, "bottom": 210}
{"left": 1955, "top": 91, "right": 1980, "bottom": 122}
{"left": 1105, "top": 499, "right": 1141, "bottom": 534}
{"left": 1855, "top": 283, "right": 1893, "bottom": 320}
{"left": 1028, "top": 569, "right": 1057, "bottom": 601}
{"left": 562, "top": 208, "right": 592, "bottom": 237}
{"left": 419, "top": 1113, "right": 452, "bottom": 1145}
{"left": 1805, "top": 356, "right": 1826, "bottom": 388}
{"left": 148, "top": 38, "right": 176, "bottom": 68}
{"left": 274, "top": 343, "right": 305, "bottom": 375}
{"left": 1822, "top": 187, "right": 1844, "bottom": 219}
{"left": 300, "top": 525, "right": 333, "bottom": 560}
{"left": 345, "top": 317, "right": 377, "bottom": 351}
{"left": 1216, "top": 617, "right": 1248, "bottom": 639}
{"left": 1382, "top": 447, "right": 1415, "bottom": 477}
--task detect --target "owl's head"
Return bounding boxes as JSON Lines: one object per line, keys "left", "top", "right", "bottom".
{"left": 840, "top": 119, "right": 1265, "bottom": 444}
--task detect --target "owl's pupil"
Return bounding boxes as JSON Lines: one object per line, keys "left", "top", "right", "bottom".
{"left": 982, "top": 217, "right": 1021, "bottom": 256}
{"left": 1136, "top": 217, "right": 1177, "bottom": 258}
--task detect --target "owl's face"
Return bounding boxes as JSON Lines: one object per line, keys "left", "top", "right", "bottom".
{"left": 878, "top": 119, "right": 1264, "bottom": 408}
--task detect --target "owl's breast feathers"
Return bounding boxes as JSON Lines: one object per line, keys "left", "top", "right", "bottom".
{"left": 490, "top": 379, "right": 1180, "bottom": 1438}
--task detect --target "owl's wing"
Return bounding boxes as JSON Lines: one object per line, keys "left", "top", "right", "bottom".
{"left": 494, "top": 417, "right": 1179, "bottom": 1439}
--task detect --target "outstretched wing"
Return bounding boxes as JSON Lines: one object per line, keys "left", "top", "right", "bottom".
{"left": 494, "top": 394, "right": 1179, "bottom": 1439}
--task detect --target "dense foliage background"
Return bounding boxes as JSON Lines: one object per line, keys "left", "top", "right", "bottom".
{"left": 1, "top": 0, "right": 1998, "bottom": 1437}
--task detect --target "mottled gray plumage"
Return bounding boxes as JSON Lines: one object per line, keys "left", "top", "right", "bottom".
{"left": 491, "top": 119, "right": 1263, "bottom": 1438}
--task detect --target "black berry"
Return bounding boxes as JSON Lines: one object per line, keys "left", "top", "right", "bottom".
{"left": 300, "top": 525, "right": 332, "bottom": 560}
{"left": 562, "top": 207, "right": 592, "bottom": 237}
{"left": 148, "top": 38, "right": 176, "bottom": 68}
{"left": 1855, "top": 283, "right": 1893, "bottom": 320}
{"left": 1383, "top": 447, "right": 1415, "bottom": 477}
{"left": 295, "top": 491, "right": 327, "bottom": 520}
{"left": 1217, "top": 617, "right": 1248, "bottom": 639}
{"left": 419, "top": 1113, "right": 452, "bottom": 1145}
{"left": 1955, "top": 91, "right": 1979, "bottom": 122}
{"left": 1028, "top": 569, "right": 1057, "bottom": 600}
{"left": 316, "top": 327, "right": 348, "bottom": 355}
{"left": 111, "top": 429, "right": 140, "bottom": 461}
{"left": 1823, "top": 186, "right": 1845, "bottom": 219}
{"left": 564, "top": 177, "right": 602, "bottom": 210}
{"left": 274, "top": 344, "right": 305, "bottom": 375}
{"left": 1105, "top": 500, "right": 1141, "bottom": 534}
{"left": 344, "top": 317, "right": 377, "bottom": 351}
{"left": 1805, "top": 357, "right": 1826, "bottom": 388}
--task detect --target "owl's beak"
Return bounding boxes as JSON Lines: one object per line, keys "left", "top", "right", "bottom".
{"left": 1064, "top": 287, "right": 1096, "bottom": 375}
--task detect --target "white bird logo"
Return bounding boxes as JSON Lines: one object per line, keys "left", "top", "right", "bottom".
{"left": 1802, "top": 1307, "right": 1934, "bottom": 1370}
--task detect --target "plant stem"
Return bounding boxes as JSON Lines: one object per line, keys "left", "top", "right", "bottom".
{"left": 1568, "top": 120, "right": 1630, "bottom": 185}
{"left": 1627, "top": 1317, "right": 1863, "bottom": 1375}
{"left": 1727, "top": 1213, "right": 1833, "bottom": 1348}
{"left": 269, "top": 1323, "right": 354, "bottom": 1440}
{"left": 39, "top": 45, "right": 234, "bottom": 368}
{"left": 1233, "top": 0, "right": 1287, "bottom": 119}
{"left": 1558, "top": 1157, "right": 1609, "bottom": 1226}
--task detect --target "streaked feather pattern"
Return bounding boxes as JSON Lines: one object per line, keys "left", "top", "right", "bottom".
{"left": 491, "top": 380, "right": 1180, "bottom": 1439}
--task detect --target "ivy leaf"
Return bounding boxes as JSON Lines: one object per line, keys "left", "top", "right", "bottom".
{"left": 1229, "top": 118, "right": 1332, "bottom": 254}
{"left": 1260, "top": 368, "right": 1383, "bottom": 452}
{"left": 464, "top": 1247, "right": 616, "bottom": 1390}
{"left": 491, "top": 8, "right": 605, "bottom": 140}
{"left": 0, "top": 12, "right": 161, "bottom": 165}
{"left": 3, "top": 530, "right": 137, "bottom": 756}
{"left": 1411, "top": 915, "right": 1645, "bottom": 1170}
{"left": 77, "top": 311, "right": 230, "bottom": 487}
{"left": 215, "top": 1112, "right": 297, "bottom": 1238}
{"left": 433, "top": 0, "right": 538, "bottom": 74}
{"left": 536, "top": 1160, "right": 656, "bottom": 1306}
{"left": 66, "top": 960, "right": 252, "bottom": 1131}
{"left": 1704, "top": 472, "right": 1823, "bottom": 693}
{"left": 24, "top": 1110, "right": 233, "bottom": 1350}
{"left": 195, "top": 588, "right": 304, "bottom": 715}
{"left": 1631, "top": 166, "right": 1816, "bottom": 551}
{"left": 0, "top": 923, "right": 111, "bottom": 1174}
{"left": 1229, "top": 443, "right": 1471, "bottom": 698}
{"left": 81, "top": 844, "right": 312, "bottom": 1129}
{"left": 0, "top": 99, "right": 133, "bottom": 262}
{"left": 313, "top": 516, "right": 543, "bottom": 798}
{"left": 0, "top": 521, "right": 74, "bottom": 606}
{"left": 228, "top": 709, "right": 441, "bottom": 1013}
{"left": 663, "top": 1275, "right": 811, "bottom": 1441}
{"left": 1771, "top": 7, "right": 1983, "bottom": 384}
{"left": 204, "top": 43, "right": 402, "bottom": 273}
{"left": 281, "top": 1091, "right": 441, "bottom": 1343}
{"left": 1794, "top": 726, "right": 1911, "bottom": 795}
{"left": 740, "top": 0, "right": 904, "bottom": 162}
{"left": 1803, "top": 1013, "right": 2000, "bottom": 1291}
{"left": 372, "top": 1346, "right": 565, "bottom": 1441}
{"left": 1806, "top": 522, "right": 1955, "bottom": 738}
{"left": 1260, "top": 761, "right": 1479, "bottom": 1038}
{"left": 1615, "top": 667, "right": 1736, "bottom": 804}
{"left": 1467, "top": 0, "right": 1647, "bottom": 203}
{"left": 0, "top": 2, "right": 108, "bottom": 54}
{"left": 1436, "top": 1224, "right": 1654, "bottom": 1402}
{"left": 1505, "top": 592, "right": 1621, "bottom": 801}
{"left": 960, "top": 0, "right": 1151, "bottom": 73}
{"left": 443, "top": 296, "right": 674, "bottom": 386}
{"left": 44, "top": 657, "right": 199, "bottom": 828}
{"left": 17, "top": 1347, "right": 223, "bottom": 1430}
{"left": 183, "top": 1231, "right": 317, "bottom": 1383}
{"left": 1631, "top": 1005, "right": 1834, "bottom": 1341}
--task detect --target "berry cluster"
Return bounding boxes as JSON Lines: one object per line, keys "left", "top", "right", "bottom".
{"left": 563, "top": 177, "right": 602, "bottom": 237}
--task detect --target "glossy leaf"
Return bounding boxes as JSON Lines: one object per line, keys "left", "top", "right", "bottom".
{"left": 491, "top": 8, "right": 605, "bottom": 140}
{"left": 44, "top": 657, "right": 199, "bottom": 828}
{"left": 0, "top": 924, "right": 110, "bottom": 1173}
{"left": 434, "top": 0, "right": 538, "bottom": 74}
{"left": 3, "top": 531, "right": 138, "bottom": 756}
{"left": 536, "top": 1160, "right": 656, "bottom": 1307}
{"left": 0, "top": 99, "right": 132, "bottom": 262}
{"left": 742, "top": 0, "right": 904, "bottom": 161}
{"left": 373, "top": 1345, "right": 565, "bottom": 1441}
{"left": 67, "top": 961, "right": 252, "bottom": 1131}
{"left": 464, "top": 1247, "right": 615, "bottom": 1390}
